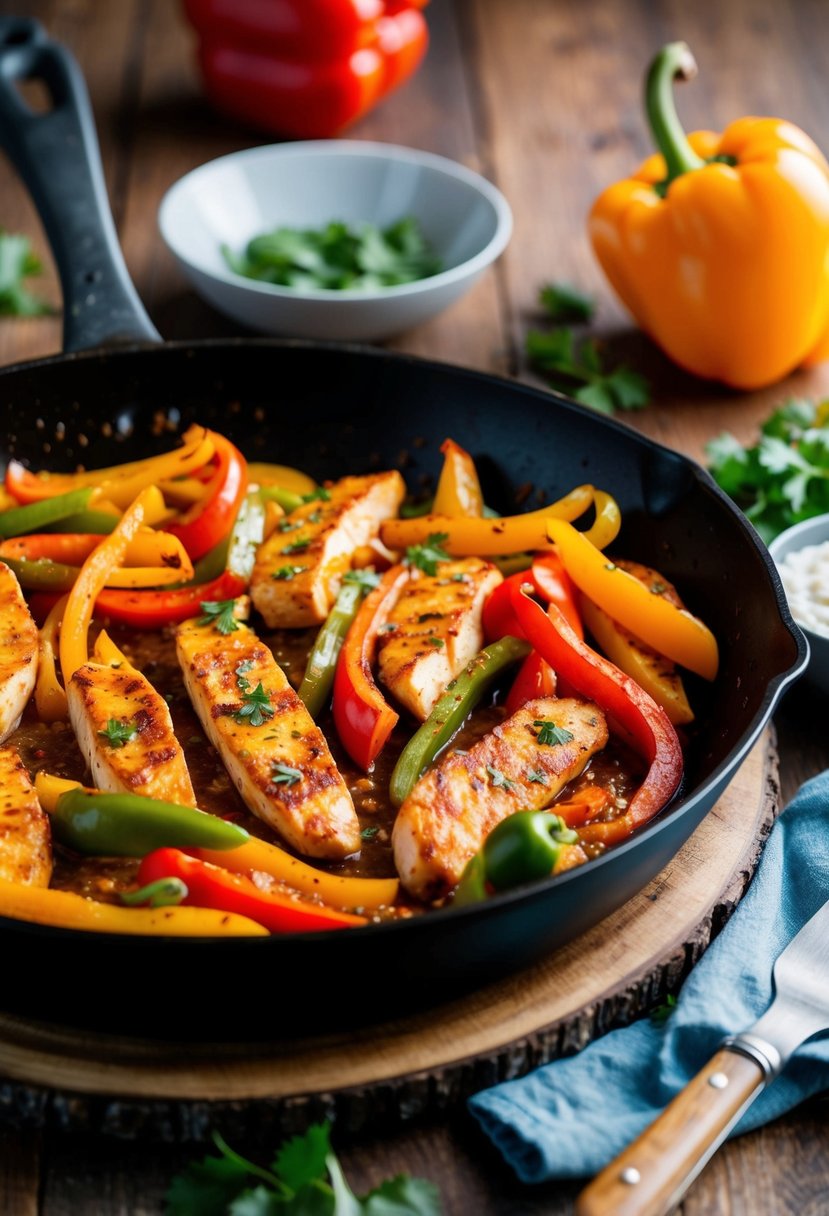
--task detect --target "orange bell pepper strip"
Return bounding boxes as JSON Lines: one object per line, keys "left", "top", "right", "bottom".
{"left": 433, "top": 438, "right": 484, "bottom": 517}
{"left": 59, "top": 486, "right": 162, "bottom": 682}
{"left": 0, "top": 528, "right": 193, "bottom": 573}
{"left": 545, "top": 517, "right": 719, "bottom": 681}
{"left": 589, "top": 42, "right": 829, "bottom": 390}
{"left": 0, "top": 875, "right": 267, "bottom": 936}
{"left": 332, "top": 563, "right": 409, "bottom": 771}
{"left": 380, "top": 484, "right": 595, "bottom": 556}
{"left": 35, "top": 593, "right": 68, "bottom": 723}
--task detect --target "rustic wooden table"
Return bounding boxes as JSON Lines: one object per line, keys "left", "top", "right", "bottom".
{"left": 0, "top": 1, "right": 828, "bottom": 1212}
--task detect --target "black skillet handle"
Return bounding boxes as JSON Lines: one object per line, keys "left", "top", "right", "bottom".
{"left": 0, "top": 17, "right": 160, "bottom": 352}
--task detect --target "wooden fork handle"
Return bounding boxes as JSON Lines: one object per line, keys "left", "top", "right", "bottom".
{"left": 575, "top": 1048, "right": 766, "bottom": 1216}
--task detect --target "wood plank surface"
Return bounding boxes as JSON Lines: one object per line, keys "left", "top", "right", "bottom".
{"left": 0, "top": 0, "right": 826, "bottom": 1212}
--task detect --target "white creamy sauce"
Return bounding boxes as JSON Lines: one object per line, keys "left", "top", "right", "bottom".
{"left": 778, "top": 541, "right": 829, "bottom": 639}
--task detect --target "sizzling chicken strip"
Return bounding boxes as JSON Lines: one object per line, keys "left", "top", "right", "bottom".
{"left": 377, "top": 558, "right": 503, "bottom": 720}
{"left": 0, "top": 746, "right": 51, "bottom": 886}
{"left": 393, "top": 697, "right": 608, "bottom": 900}
{"left": 251, "top": 471, "right": 405, "bottom": 628}
{"left": 176, "top": 615, "right": 360, "bottom": 859}
{"left": 67, "top": 658, "right": 196, "bottom": 805}
{"left": 0, "top": 562, "right": 38, "bottom": 743}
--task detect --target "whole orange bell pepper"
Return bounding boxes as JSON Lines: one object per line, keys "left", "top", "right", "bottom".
{"left": 589, "top": 42, "right": 829, "bottom": 390}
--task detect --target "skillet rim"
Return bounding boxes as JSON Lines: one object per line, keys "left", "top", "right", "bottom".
{"left": 0, "top": 336, "right": 809, "bottom": 945}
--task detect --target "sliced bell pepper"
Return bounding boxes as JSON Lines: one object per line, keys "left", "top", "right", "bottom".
{"left": 504, "top": 651, "right": 556, "bottom": 717}
{"left": 246, "top": 463, "right": 317, "bottom": 495}
{"left": 531, "top": 552, "right": 583, "bottom": 638}
{"left": 332, "top": 563, "right": 409, "bottom": 771}
{"left": 299, "top": 568, "right": 381, "bottom": 719}
{"left": 0, "top": 876, "right": 267, "bottom": 936}
{"left": 41, "top": 783, "right": 249, "bottom": 858}
{"left": 35, "top": 593, "right": 68, "bottom": 723}
{"left": 93, "top": 569, "right": 247, "bottom": 629}
{"left": 138, "top": 848, "right": 367, "bottom": 932}
{"left": 390, "top": 636, "right": 530, "bottom": 806}
{"left": 59, "top": 487, "right": 160, "bottom": 681}
{"left": 379, "top": 484, "right": 596, "bottom": 556}
{"left": 552, "top": 785, "right": 615, "bottom": 828}
{"left": 432, "top": 438, "right": 484, "bottom": 518}
{"left": 0, "top": 528, "right": 193, "bottom": 572}
{"left": 507, "top": 582, "right": 684, "bottom": 833}
{"left": 165, "top": 431, "right": 248, "bottom": 561}
{"left": 48, "top": 509, "right": 120, "bottom": 534}
{"left": 581, "top": 489, "right": 622, "bottom": 550}
{"left": 454, "top": 811, "right": 582, "bottom": 904}
{"left": 0, "top": 487, "right": 95, "bottom": 537}
{"left": 545, "top": 517, "right": 719, "bottom": 680}
{"left": 4, "top": 428, "right": 215, "bottom": 505}
{"left": 193, "top": 837, "right": 398, "bottom": 912}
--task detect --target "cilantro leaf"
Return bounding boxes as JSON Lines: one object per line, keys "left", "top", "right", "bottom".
{"left": 272, "top": 565, "right": 305, "bottom": 581}
{"left": 534, "top": 720, "right": 575, "bottom": 747}
{"left": 271, "top": 762, "right": 302, "bottom": 787}
{"left": 362, "top": 1174, "right": 443, "bottom": 1216}
{"left": 97, "top": 718, "right": 137, "bottom": 748}
{"left": 650, "top": 993, "right": 678, "bottom": 1025}
{"left": 486, "top": 765, "right": 514, "bottom": 790}
{"left": 302, "top": 487, "right": 331, "bottom": 503}
{"left": 526, "top": 769, "right": 548, "bottom": 784}
{"left": 282, "top": 537, "right": 311, "bottom": 554}
{"left": 272, "top": 1123, "right": 331, "bottom": 1192}
{"left": 234, "top": 682, "right": 275, "bottom": 727}
{"left": 405, "top": 533, "right": 451, "bottom": 576}
{"left": 539, "top": 281, "right": 595, "bottom": 323}
{"left": 198, "top": 599, "right": 240, "bottom": 634}
{"left": 526, "top": 327, "right": 650, "bottom": 415}
{"left": 343, "top": 568, "right": 381, "bottom": 591}
{"left": 0, "top": 231, "right": 52, "bottom": 316}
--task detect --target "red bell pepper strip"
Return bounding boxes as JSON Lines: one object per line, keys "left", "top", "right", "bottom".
{"left": 500, "top": 581, "right": 683, "bottom": 835}
{"left": 183, "top": 0, "right": 429, "bottom": 139}
{"left": 531, "top": 552, "right": 583, "bottom": 639}
{"left": 137, "top": 848, "right": 366, "bottom": 933}
{"left": 332, "top": 563, "right": 409, "bottom": 771}
{"left": 94, "top": 570, "right": 247, "bottom": 629}
{"left": 164, "top": 432, "right": 248, "bottom": 562}
{"left": 504, "top": 650, "right": 557, "bottom": 716}
{"left": 499, "top": 554, "right": 584, "bottom": 714}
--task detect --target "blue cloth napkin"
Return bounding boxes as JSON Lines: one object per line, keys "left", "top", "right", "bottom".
{"left": 468, "top": 770, "right": 829, "bottom": 1183}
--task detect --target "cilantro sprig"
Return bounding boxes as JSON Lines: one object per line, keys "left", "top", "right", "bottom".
{"left": 97, "top": 718, "right": 137, "bottom": 749}
{"left": 405, "top": 532, "right": 451, "bottom": 576}
{"left": 706, "top": 397, "right": 829, "bottom": 543}
{"left": 165, "top": 1122, "right": 441, "bottom": 1216}
{"left": 526, "top": 327, "right": 650, "bottom": 415}
{"left": 343, "top": 567, "right": 381, "bottom": 591}
{"left": 271, "top": 762, "right": 302, "bottom": 787}
{"left": 539, "top": 281, "right": 595, "bottom": 323}
{"left": 534, "top": 720, "right": 575, "bottom": 747}
{"left": 234, "top": 682, "right": 275, "bottom": 727}
{"left": 0, "top": 231, "right": 52, "bottom": 316}
{"left": 198, "top": 599, "right": 239, "bottom": 635}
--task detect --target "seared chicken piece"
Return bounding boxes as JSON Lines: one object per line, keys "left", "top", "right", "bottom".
{"left": 176, "top": 615, "right": 360, "bottom": 859}
{"left": 393, "top": 697, "right": 608, "bottom": 900}
{"left": 377, "top": 558, "right": 503, "bottom": 720}
{"left": 0, "top": 747, "right": 52, "bottom": 886}
{"left": 250, "top": 471, "right": 405, "bottom": 628}
{"left": 0, "top": 562, "right": 38, "bottom": 743}
{"left": 67, "top": 658, "right": 196, "bottom": 805}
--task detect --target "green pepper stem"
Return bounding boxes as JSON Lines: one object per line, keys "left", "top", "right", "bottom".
{"left": 645, "top": 42, "right": 706, "bottom": 184}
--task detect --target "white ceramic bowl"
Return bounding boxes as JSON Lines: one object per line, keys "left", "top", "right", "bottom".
{"left": 158, "top": 141, "right": 512, "bottom": 341}
{"left": 768, "top": 514, "right": 829, "bottom": 692}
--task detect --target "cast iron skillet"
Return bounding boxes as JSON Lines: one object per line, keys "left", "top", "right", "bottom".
{"left": 0, "top": 19, "right": 808, "bottom": 1037}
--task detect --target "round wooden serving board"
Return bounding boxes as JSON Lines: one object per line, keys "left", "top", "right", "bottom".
{"left": 0, "top": 732, "right": 778, "bottom": 1142}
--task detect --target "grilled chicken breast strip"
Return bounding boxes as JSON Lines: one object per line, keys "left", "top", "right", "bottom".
{"left": 67, "top": 658, "right": 196, "bottom": 805}
{"left": 0, "top": 746, "right": 52, "bottom": 886}
{"left": 176, "top": 615, "right": 360, "bottom": 859}
{"left": 377, "top": 558, "right": 503, "bottom": 720}
{"left": 393, "top": 697, "right": 608, "bottom": 900}
{"left": 251, "top": 471, "right": 405, "bottom": 628}
{"left": 0, "top": 562, "right": 38, "bottom": 744}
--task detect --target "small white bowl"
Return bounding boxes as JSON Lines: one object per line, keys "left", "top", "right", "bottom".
{"left": 158, "top": 141, "right": 512, "bottom": 341}
{"left": 768, "top": 514, "right": 829, "bottom": 692}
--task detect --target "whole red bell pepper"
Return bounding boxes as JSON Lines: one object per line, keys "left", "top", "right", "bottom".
{"left": 182, "top": 0, "right": 429, "bottom": 139}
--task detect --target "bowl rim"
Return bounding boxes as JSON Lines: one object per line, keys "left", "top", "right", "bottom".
{"left": 768, "top": 512, "right": 829, "bottom": 649}
{"left": 158, "top": 139, "right": 514, "bottom": 304}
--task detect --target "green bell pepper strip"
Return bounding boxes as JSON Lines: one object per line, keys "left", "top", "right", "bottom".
{"left": 48, "top": 510, "right": 119, "bottom": 534}
{"left": 1, "top": 555, "right": 77, "bottom": 591}
{"left": 454, "top": 810, "right": 578, "bottom": 904}
{"left": 0, "top": 487, "right": 94, "bottom": 539}
{"left": 298, "top": 568, "right": 381, "bottom": 718}
{"left": 120, "top": 877, "right": 188, "bottom": 908}
{"left": 50, "top": 788, "right": 250, "bottom": 857}
{"left": 389, "top": 635, "right": 530, "bottom": 808}
{"left": 259, "top": 485, "right": 303, "bottom": 512}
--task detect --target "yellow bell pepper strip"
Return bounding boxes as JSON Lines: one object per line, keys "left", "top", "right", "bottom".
{"left": 35, "top": 772, "right": 81, "bottom": 809}
{"left": 246, "top": 462, "right": 317, "bottom": 495}
{"left": 193, "top": 837, "right": 399, "bottom": 912}
{"left": 4, "top": 428, "right": 215, "bottom": 505}
{"left": 589, "top": 42, "right": 829, "bottom": 390}
{"left": 380, "top": 484, "right": 596, "bottom": 556}
{"left": 0, "top": 528, "right": 192, "bottom": 572}
{"left": 165, "top": 431, "right": 248, "bottom": 561}
{"left": 578, "top": 559, "right": 695, "bottom": 726}
{"left": 35, "top": 594, "right": 68, "bottom": 723}
{"left": 0, "top": 876, "right": 267, "bottom": 936}
{"left": 59, "top": 487, "right": 159, "bottom": 682}
{"left": 581, "top": 490, "right": 621, "bottom": 550}
{"left": 545, "top": 517, "right": 719, "bottom": 681}
{"left": 92, "top": 629, "right": 131, "bottom": 668}
{"left": 432, "top": 438, "right": 484, "bottom": 517}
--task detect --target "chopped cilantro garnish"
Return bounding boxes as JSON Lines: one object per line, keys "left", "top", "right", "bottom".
{"left": 534, "top": 720, "right": 575, "bottom": 747}
{"left": 234, "top": 682, "right": 275, "bottom": 727}
{"left": 302, "top": 487, "right": 331, "bottom": 503}
{"left": 487, "top": 765, "right": 514, "bottom": 790}
{"left": 282, "top": 537, "right": 311, "bottom": 554}
{"left": 272, "top": 565, "right": 304, "bottom": 581}
{"left": 527, "top": 769, "right": 548, "bottom": 784}
{"left": 97, "top": 718, "right": 137, "bottom": 749}
{"left": 235, "top": 659, "right": 254, "bottom": 692}
{"left": 405, "top": 532, "right": 450, "bottom": 575}
{"left": 197, "top": 599, "right": 239, "bottom": 634}
{"left": 278, "top": 518, "right": 299, "bottom": 532}
{"left": 426, "top": 636, "right": 444, "bottom": 648}
{"left": 343, "top": 567, "right": 381, "bottom": 590}
{"left": 271, "top": 762, "right": 302, "bottom": 786}
{"left": 361, "top": 825, "right": 380, "bottom": 841}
